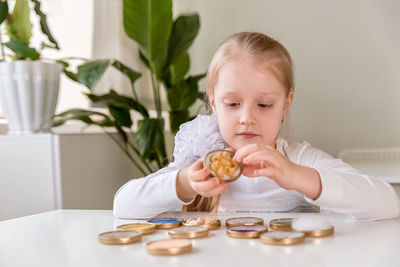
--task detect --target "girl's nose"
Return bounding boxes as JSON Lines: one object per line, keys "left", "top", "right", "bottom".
{"left": 239, "top": 105, "right": 256, "bottom": 125}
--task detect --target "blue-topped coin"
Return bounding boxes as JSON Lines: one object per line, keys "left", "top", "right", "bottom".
{"left": 147, "top": 218, "right": 182, "bottom": 229}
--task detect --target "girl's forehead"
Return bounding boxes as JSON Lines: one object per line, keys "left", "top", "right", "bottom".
{"left": 214, "top": 59, "right": 285, "bottom": 96}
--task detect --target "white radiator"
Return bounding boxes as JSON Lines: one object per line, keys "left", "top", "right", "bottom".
{"left": 338, "top": 147, "right": 400, "bottom": 184}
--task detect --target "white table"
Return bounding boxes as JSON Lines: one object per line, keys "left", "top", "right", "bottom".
{"left": 1, "top": 210, "right": 399, "bottom": 267}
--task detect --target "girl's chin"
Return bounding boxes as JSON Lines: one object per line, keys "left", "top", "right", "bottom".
{"left": 229, "top": 139, "right": 268, "bottom": 149}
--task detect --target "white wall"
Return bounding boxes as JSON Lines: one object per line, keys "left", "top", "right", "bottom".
{"left": 174, "top": 0, "right": 400, "bottom": 156}
{"left": 91, "top": 0, "right": 164, "bottom": 109}
{"left": 40, "top": 0, "right": 94, "bottom": 113}
{"left": 2, "top": 0, "right": 399, "bottom": 157}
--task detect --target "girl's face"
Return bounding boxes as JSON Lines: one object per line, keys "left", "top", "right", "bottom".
{"left": 210, "top": 57, "right": 294, "bottom": 150}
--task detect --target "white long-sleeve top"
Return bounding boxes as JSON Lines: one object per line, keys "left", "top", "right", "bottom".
{"left": 113, "top": 114, "right": 400, "bottom": 220}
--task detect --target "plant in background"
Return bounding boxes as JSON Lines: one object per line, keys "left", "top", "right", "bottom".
{"left": 0, "top": 0, "right": 59, "bottom": 61}
{"left": 52, "top": 0, "right": 205, "bottom": 176}
{"left": 0, "top": 0, "right": 64, "bottom": 134}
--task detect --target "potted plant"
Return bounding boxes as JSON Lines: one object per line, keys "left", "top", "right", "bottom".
{"left": 0, "top": 0, "right": 62, "bottom": 134}
{"left": 52, "top": 0, "right": 205, "bottom": 176}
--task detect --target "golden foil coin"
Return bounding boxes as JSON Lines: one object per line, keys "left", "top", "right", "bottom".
{"left": 260, "top": 231, "right": 305, "bottom": 246}
{"left": 301, "top": 227, "right": 334, "bottom": 237}
{"left": 168, "top": 226, "right": 209, "bottom": 239}
{"left": 183, "top": 218, "right": 221, "bottom": 230}
{"left": 225, "top": 217, "right": 264, "bottom": 227}
{"left": 98, "top": 231, "right": 142, "bottom": 245}
{"left": 146, "top": 239, "right": 192, "bottom": 256}
{"left": 291, "top": 216, "right": 334, "bottom": 237}
{"left": 226, "top": 225, "right": 267, "bottom": 239}
{"left": 269, "top": 218, "right": 294, "bottom": 231}
{"left": 116, "top": 223, "right": 156, "bottom": 234}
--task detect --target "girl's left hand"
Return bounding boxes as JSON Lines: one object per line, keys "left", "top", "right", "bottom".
{"left": 232, "top": 143, "right": 297, "bottom": 190}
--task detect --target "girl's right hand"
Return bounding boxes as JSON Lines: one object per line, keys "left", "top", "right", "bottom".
{"left": 177, "top": 159, "right": 230, "bottom": 201}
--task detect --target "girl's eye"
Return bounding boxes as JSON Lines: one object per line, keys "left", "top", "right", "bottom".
{"left": 225, "top": 102, "right": 240, "bottom": 107}
{"left": 258, "top": 103, "right": 273, "bottom": 109}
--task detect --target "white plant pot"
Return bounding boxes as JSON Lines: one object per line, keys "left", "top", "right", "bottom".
{"left": 0, "top": 61, "right": 62, "bottom": 134}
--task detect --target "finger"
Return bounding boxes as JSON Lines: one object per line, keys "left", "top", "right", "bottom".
{"left": 242, "top": 165, "right": 261, "bottom": 176}
{"left": 190, "top": 167, "right": 211, "bottom": 182}
{"left": 191, "top": 158, "right": 205, "bottom": 171}
{"left": 243, "top": 150, "right": 275, "bottom": 166}
{"left": 243, "top": 164, "right": 276, "bottom": 178}
{"left": 233, "top": 143, "right": 267, "bottom": 162}
{"left": 191, "top": 177, "right": 220, "bottom": 192}
{"left": 253, "top": 167, "right": 276, "bottom": 178}
{"left": 200, "top": 183, "right": 230, "bottom": 198}
{"left": 188, "top": 158, "right": 210, "bottom": 182}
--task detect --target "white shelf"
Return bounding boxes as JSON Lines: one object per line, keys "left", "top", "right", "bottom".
{"left": 0, "top": 133, "right": 141, "bottom": 221}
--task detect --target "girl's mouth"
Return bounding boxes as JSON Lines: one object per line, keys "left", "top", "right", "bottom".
{"left": 238, "top": 132, "right": 258, "bottom": 139}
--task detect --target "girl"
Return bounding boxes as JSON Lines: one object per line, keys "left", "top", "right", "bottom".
{"left": 113, "top": 32, "right": 400, "bottom": 220}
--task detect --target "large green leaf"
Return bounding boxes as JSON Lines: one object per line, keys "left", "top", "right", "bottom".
{"left": 123, "top": 0, "right": 172, "bottom": 77}
{"left": 109, "top": 105, "right": 132, "bottom": 128}
{"left": 167, "top": 73, "right": 205, "bottom": 109}
{"left": 9, "top": 0, "right": 32, "bottom": 43}
{"left": 63, "top": 70, "right": 79, "bottom": 82}
{"left": 112, "top": 60, "right": 141, "bottom": 85}
{"left": 52, "top": 109, "right": 113, "bottom": 128}
{"left": 169, "top": 109, "right": 189, "bottom": 134}
{"left": 135, "top": 118, "right": 166, "bottom": 161}
{"left": 72, "top": 59, "right": 142, "bottom": 92}
{"left": 86, "top": 90, "right": 149, "bottom": 118}
{"left": 76, "top": 59, "right": 111, "bottom": 90}
{"left": 115, "top": 124, "right": 128, "bottom": 144}
{"left": 5, "top": 40, "right": 39, "bottom": 59}
{"left": 56, "top": 59, "right": 69, "bottom": 68}
{"left": 167, "top": 14, "right": 199, "bottom": 67}
{"left": 169, "top": 51, "right": 189, "bottom": 85}
{"left": 31, "top": 0, "right": 59, "bottom": 49}
{"left": 139, "top": 50, "right": 150, "bottom": 69}
{"left": 0, "top": 1, "right": 8, "bottom": 24}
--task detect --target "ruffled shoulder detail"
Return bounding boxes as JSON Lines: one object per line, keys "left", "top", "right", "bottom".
{"left": 173, "top": 114, "right": 228, "bottom": 168}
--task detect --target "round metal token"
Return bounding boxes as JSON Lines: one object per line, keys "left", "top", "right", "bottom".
{"left": 269, "top": 218, "right": 294, "bottom": 231}
{"left": 98, "top": 231, "right": 142, "bottom": 245}
{"left": 226, "top": 225, "right": 267, "bottom": 238}
{"left": 147, "top": 218, "right": 182, "bottom": 229}
{"left": 146, "top": 239, "right": 192, "bottom": 256}
{"left": 116, "top": 223, "right": 156, "bottom": 234}
{"left": 203, "top": 149, "right": 243, "bottom": 182}
{"left": 183, "top": 219, "right": 221, "bottom": 230}
{"left": 260, "top": 231, "right": 305, "bottom": 246}
{"left": 225, "top": 217, "right": 264, "bottom": 227}
{"left": 168, "top": 226, "right": 209, "bottom": 239}
{"left": 300, "top": 226, "right": 335, "bottom": 237}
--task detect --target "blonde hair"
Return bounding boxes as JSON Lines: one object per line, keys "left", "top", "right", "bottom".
{"left": 206, "top": 32, "right": 294, "bottom": 99}
{"left": 185, "top": 32, "right": 294, "bottom": 212}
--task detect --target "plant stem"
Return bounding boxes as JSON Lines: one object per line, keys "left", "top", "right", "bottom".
{"left": 154, "top": 155, "right": 162, "bottom": 169}
{"left": 162, "top": 155, "right": 169, "bottom": 167}
{"left": 130, "top": 83, "right": 139, "bottom": 100}
{"left": 126, "top": 141, "right": 154, "bottom": 173}
{"left": 0, "top": 27, "right": 5, "bottom": 61}
{"left": 150, "top": 73, "right": 162, "bottom": 118}
{"left": 104, "top": 130, "right": 148, "bottom": 176}
{"left": 59, "top": 56, "right": 88, "bottom": 61}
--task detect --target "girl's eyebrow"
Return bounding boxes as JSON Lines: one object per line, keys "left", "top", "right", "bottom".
{"left": 221, "top": 91, "right": 280, "bottom": 97}
{"left": 258, "top": 91, "right": 280, "bottom": 96}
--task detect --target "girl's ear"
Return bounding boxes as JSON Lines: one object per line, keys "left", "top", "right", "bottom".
{"left": 210, "top": 95, "right": 216, "bottom": 113}
{"left": 283, "top": 90, "right": 294, "bottom": 116}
